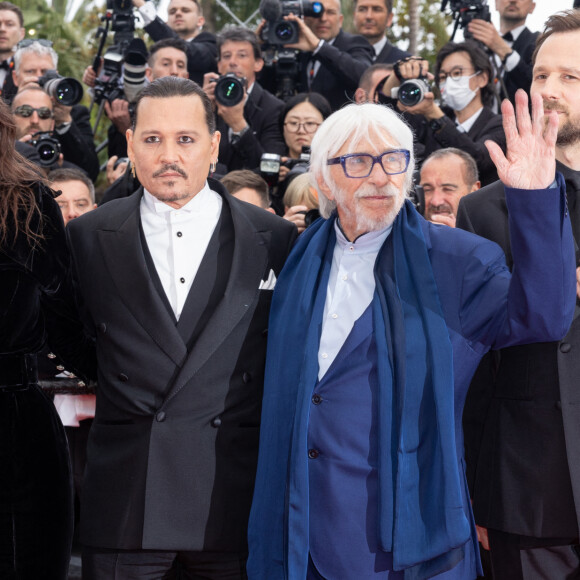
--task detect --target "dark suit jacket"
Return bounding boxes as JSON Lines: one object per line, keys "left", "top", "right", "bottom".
{"left": 457, "top": 171, "right": 580, "bottom": 539}
{"left": 410, "top": 106, "right": 506, "bottom": 186}
{"left": 374, "top": 39, "right": 411, "bottom": 64}
{"left": 68, "top": 179, "right": 297, "bottom": 551}
{"left": 0, "top": 58, "right": 17, "bottom": 103}
{"left": 298, "top": 29, "right": 374, "bottom": 112}
{"left": 144, "top": 18, "right": 218, "bottom": 86}
{"left": 216, "top": 82, "right": 286, "bottom": 174}
{"left": 502, "top": 27, "right": 539, "bottom": 103}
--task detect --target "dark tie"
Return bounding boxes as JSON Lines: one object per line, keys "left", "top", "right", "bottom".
{"left": 503, "top": 31, "right": 514, "bottom": 42}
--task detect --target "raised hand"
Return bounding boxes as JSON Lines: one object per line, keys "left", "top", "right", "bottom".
{"left": 486, "top": 89, "right": 559, "bottom": 190}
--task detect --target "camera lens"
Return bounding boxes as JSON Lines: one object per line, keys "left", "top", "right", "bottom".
{"left": 275, "top": 21, "right": 295, "bottom": 41}
{"left": 43, "top": 77, "right": 84, "bottom": 106}
{"left": 36, "top": 142, "right": 59, "bottom": 166}
{"left": 398, "top": 79, "right": 426, "bottom": 107}
{"left": 215, "top": 75, "right": 245, "bottom": 107}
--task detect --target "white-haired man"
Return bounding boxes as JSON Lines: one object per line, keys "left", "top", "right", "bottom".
{"left": 247, "top": 93, "right": 576, "bottom": 579}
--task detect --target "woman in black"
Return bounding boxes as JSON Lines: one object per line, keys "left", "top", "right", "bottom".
{"left": 0, "top": 99, "right": 95, "bottom": 579}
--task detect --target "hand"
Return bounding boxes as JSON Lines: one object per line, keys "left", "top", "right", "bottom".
{"left": 202, "top": 72, "right": 219, "bottom": 107}
{"left": 486, "top": 90, "right": 558, "bottom": 190}
{"left": 279, "top": 162, "right": 291, "bottom": 183}
{"left": 282, "top": 14, "right": 321, "bottom": 52}
{"left": 476, "top": 525, "right": 490, "bottom": 551}
{"left": 52, "top": 100, "right": 73, "bottom": 125}
{"left": 396, "top": 57, "right": 430, "bottom": 81}
{"left": 216, "top": 95, "right": 248, "bottom": 133}
{"left": 284, "top": 204, "right": 309, "bottom": 234}
{"left": 397, "top": 87, "right": 443, "bottom": 120}
{"left": 467, "top": 19, "right": 512, "bottom": 60}
{"left": 83, "top": 63, "right": 99, "bottom": 88}
{"left": 429, "top": 213, "right": 456, "bottom": 228}
{"left": 104, "top": 99, "right": 131, "bottom": 133}
{"left": 106, "top": 155, "right": 128, "bottom": 185}
{"left": 132, "top": 0, "right": 145, "bottom": 6}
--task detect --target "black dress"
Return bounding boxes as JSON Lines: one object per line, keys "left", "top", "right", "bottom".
{"left": 0, "top": 183, "right": 96, "bottom": 579}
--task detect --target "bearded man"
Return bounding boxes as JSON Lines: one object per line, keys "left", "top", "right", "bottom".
{"left": 246, "top": 95, "right": 576, "bottom": 580}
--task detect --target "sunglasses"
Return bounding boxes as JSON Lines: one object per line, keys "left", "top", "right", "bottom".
{"left": 17, "top": 39, "right": 54, "bottom": 49}
{"left": 13, "top": 105, "right": 53, "bottom": 119}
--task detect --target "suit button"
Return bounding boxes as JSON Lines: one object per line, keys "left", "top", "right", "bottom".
{"left": 312, "top": 394, "right": 322, "bottom": 405}
{"left": 242, "top": 372, "right": 251, "bottom": 384}
{"left": 47, "top": 352, "right": 56, "bottom": 359}
{"left": 211, "top": 416, "right": 222, "bottom": 428}
{"left": 118, "top": 373, "right": 128, "bottom": 382}
{"left": 56, "top": 365, "right": 65, "bottom": 371}
{"left": 156, "top": 411, "right": 166, "bottom": 422}
{"left": 308, "top": 449, "right": 319, "bottom": 459}
{"left": 98, "top": 323, "right": 107, "bottom": 333}
{"left": 560, "top": 342, "right": 571, "bottom": 353}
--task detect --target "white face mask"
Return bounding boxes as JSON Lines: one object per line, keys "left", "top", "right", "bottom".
{"left": 440, "top": 73, "right": 479, "bottom": 112}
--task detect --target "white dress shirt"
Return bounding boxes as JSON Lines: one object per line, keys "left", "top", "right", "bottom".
{"left": 140, "top": 183, "right": 222, "bottom": 320}
{"left": 318, "top": 220, "right": 392, "bottom": 380}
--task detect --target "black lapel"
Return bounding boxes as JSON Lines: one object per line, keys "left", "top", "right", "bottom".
{"left": 467, "top": 107, "right": 493, "bottom": 140}
{"left": 97, "top": 191, "right": 187, "bottom": 366}
{"left": 161, "top": 189, "right": 270, "bottom": 404}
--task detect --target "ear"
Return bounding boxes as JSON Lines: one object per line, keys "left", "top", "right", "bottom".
{"left": 254, "top": 57, "right": 264, "bottom": 74}
{"left": 197, "top": 15, "right": 205, "bottom": 28}
{"left": 266, "top": 207, "right": 276, "bottom": 214}
{"left": 387, "top": 12, "right": 394, "bottom": 28}
{"left": 354, "top": 88, "right": 367, "bottom": 104}
{"left": 471, "top": 180, "right": 481, "bottom": 192}
{"left": 210, "top": 130, "right": 221, "bottom": 162}
{"left": 126, "top": 128, "right": 135, "bottom": 165}
{"left": 315, "top": 172, "right": 334, "bottom": 201}
{"left": 12, "top": 69, "right": 18, "bottom": 86}
{"left": 145, "top": 67, "right": 153, "bottom": 82}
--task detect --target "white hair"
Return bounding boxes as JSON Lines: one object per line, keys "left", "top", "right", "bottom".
{"left": 309, "top": 103, "right": 415, "bottom": 218}
{"left": 14, "top": 42, "right": 58, "bottom": 72}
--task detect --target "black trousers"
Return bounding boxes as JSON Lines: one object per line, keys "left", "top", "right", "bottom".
{"left": 488, "top": 529, "right": 580, "bottom": 580}
{"left": 83, "top": 547, "right": 248, "bottom": 580}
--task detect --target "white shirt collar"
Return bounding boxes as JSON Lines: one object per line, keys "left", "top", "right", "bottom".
{"left": 334, "top": 218, "right": 392, "bottom": 251}
{"left": 455, "top": 106, "right": 484, "bottom": 134}
{"left": 373, "top": 36, "right": 388, "bottom": 57}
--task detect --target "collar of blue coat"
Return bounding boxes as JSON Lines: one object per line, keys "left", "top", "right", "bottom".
{"left": 248, "top": 199, "right": 471, "bottom": 579}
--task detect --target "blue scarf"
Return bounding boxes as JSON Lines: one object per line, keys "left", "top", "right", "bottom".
{"left": 248, "top": 200, "right": 471, "bottom": 579}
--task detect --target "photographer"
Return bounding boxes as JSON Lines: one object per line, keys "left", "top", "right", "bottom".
{"left": 381, "top": 44, "right": 505, "bottom": 185}
{"left": 12, "top": 40, "right": 99, "bottom": 181}
{"left": 132, "top": 0, "right": 217, "bottom": 85}
{"left": 466, "top": 0, "right": 538, "bottom": 103}
{"left": 202, "top": 26, "right": 285, "bottom": 175}
{"left": 279, "top": 0, "right": 374, "bottom": 112}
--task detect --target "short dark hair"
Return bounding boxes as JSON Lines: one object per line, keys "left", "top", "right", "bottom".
{"left": 353, "top": 0, "right": 393, "bottom": 14}
{"left": 435, "top": 41, "right": 495, "bottom": 108}
{"left": 217, "top": 26, "right": 262, "bottom": 61}
{"left": 132, "top": 76, "right": 215, "bottom": 133}
{"left": 358, "top": 63, "right": 394, "bottom": 94}
{"left": 533, "top": 9, "right": 580, "bottom": 65}
{"left": 48, "top": 167, "right": 96, "bottom": 203}
{"left": 220, "top": 170, "right": 270, "bottom": 208}
{"left": 0, "top": 2, "right": 24, "bottom": 27}
{"left": 421, "top": 147, "right": 479, "bottom": 187}
{"left": 169, "top": 0, "right": 203, "bottom": 15}
{"left": 279, "top": 92, "right": 332, "bottom": 135}
{"left": 148, "top": 37, "right": 188, "bottom": 67}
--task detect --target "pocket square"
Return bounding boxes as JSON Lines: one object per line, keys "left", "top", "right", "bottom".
{"left": 259, "top": 269, "right": 277, "bottom": 290}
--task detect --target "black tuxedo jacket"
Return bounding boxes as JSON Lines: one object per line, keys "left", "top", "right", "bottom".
{"left": 144, "top": 18, "right": 218, "bottom": 85}
{"left": 216, "top": 82, "right": 285, "bottom": 174}
{"left": 409, "top": 106, "right": 506, "bottom": 186}
{"left": 502, "top": 27, "right": 539, "bottom": 103}
{"left": 68, "top": 180, "right": 297, "bottom": 551}
{"left": 0, "top": 58, "right": 17, "bottom": 103}
{"left": 298, "top": 29, "right": 374, "bottom": 112}
{"left": 374, "top": 39, "right": 411, "bottom": 64}
{"left": 457, "top": 172, "right": 580, "bottom": 539}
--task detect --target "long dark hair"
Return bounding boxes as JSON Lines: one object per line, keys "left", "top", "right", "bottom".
{"left": 0, "top": 99, "right": 46, "bottom": 247}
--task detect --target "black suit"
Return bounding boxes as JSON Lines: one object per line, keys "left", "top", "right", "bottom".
{"left": 374, "top": 39, "right": 411, "bottom": 64}
{"left": 409, "top": 106, "right": 506, "bottom": 186}
{"left": 144, "top": 18, "right": 218, "bottom": 86}
{"left": 456, "top": 166, "right": 580, "bottom": 577}
{"left": 216, "top": 82, "right": 285, "bottom": 174}
{"left": 298, "top": 30, "right": 374, "bottom": 112}
{"left": 501, "top": 27, "right": 539, "bottom": 103}
{"left": 68, "top": 179, "right": 296, "bottom": 564}
{"left": 0, "top": 58, "right": 17, "bottom": 103}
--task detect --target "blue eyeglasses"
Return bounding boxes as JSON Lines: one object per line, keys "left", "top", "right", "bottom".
{"left": 327, "top": 149, "right": 410, "bottom": 178}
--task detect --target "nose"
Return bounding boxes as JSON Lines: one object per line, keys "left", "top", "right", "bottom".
{"left": 537, "top": 74, "right": 561, "bottom": 101}
{"left": 158, "top": 140, "right": 180, "bottom": 164}
{"left": 367, "top": 159, "right": 389, "bottom": 186}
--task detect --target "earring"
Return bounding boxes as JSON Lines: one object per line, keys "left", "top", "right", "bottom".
{"left": 210, "top": 161, "right": 217, "bottom": 174}
{"left": 131, "top": 162, "right": 136, "bottom": 179}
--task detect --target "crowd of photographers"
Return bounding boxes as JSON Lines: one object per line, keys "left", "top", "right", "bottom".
{"left": 0, "top": 0, "right": 540, "bottom": 226}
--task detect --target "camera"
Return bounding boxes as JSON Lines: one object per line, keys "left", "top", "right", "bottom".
{"left": 213, "top": 74, "right": 247, "bottom": 107}
{"left": 391, "top": 77, "right": 431, "bottom": 107}
{"left": 260, "top": 0, "right": 324, "bottom": 46}
{"left": 303, "top": 208, "right": 320, "bottom": 227}
{"left": 441, "top": 0, "right": 490, "bottom": 41}
{"left": 29, "top": 131, "right": 61, "bottom": 167}
{"left": 38, "top": 70, "right": 83, "bottom": 107}
{"left": 260, "top": 153, "right": 282, "bottom": 187}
